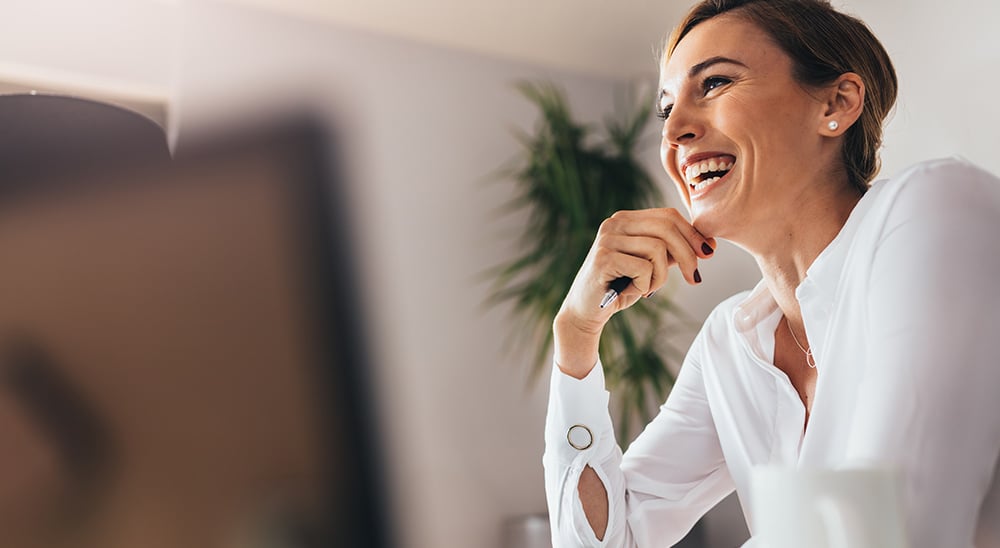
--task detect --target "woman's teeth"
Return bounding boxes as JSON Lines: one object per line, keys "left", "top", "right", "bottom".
{"left": 684, "top": 158, "right": 735, "bottom": 192}
{"left": 692, "top": 176, "right": 721, "bottom": 192}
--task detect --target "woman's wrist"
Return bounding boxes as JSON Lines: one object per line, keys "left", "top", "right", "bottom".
{"left": 553, "top": 312, "right": 602, "bottom": 379}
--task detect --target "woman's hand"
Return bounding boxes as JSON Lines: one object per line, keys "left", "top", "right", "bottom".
{"left": 553, "top": 208, "right": 715, "bottom": 378}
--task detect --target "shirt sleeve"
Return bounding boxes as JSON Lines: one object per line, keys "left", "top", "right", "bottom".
{"left": 847, "top": 159, "right": 1000, "bottom": 547}
{"left": 543, "top": 322, "right": 734, "bottom": 547}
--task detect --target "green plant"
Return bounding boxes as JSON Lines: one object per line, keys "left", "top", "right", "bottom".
{"left": 487, "top": 81, "right": 691, "bottom": 444}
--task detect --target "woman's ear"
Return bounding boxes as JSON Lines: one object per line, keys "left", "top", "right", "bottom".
{"left": 821, "top": 72, "right": 865, "bottom": 136}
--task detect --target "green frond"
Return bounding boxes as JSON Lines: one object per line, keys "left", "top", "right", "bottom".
{"left": 484, "top": 79, "right": 691, "bottom": 446}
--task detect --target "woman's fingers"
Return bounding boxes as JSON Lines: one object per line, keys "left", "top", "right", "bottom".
{"left": 599, "top": 235, "right": 671, "bottom": 294}
{"left": 593, "top": 251, "right": 654, "bottom": 310}
{"left": 662, "top": 222, "right": 703, "bottom": 286}
{"left": 598, "top": 208, "right": 711, "bottom": 290}
{"left": 556, "top": 208, "right": 715, "bottom": 339}
{"left": 621, "top": 208, "right": 714, "bottom": 258}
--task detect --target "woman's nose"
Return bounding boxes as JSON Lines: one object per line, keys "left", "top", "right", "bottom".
{"left": 662, "top": 103, "right": 701, "bottom": 149}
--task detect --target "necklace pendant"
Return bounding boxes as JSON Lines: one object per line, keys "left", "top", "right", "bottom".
{"left": 785, "top": 315, "right": 817, "bottom": 369}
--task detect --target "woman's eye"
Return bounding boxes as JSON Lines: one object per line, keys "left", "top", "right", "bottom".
{"left": 656, "top": 105, "right": 673, "bottom": 121}
{"left": 702, "top": 76, "right": 731, "bottom": 94}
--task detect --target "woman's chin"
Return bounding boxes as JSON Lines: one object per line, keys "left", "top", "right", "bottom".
{"left": 690, "top": 208, "right": 731, "bottom": 241}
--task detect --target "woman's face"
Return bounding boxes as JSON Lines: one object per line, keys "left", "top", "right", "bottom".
{"left": 659, "top": 14, "right": 831, "bottom": 239}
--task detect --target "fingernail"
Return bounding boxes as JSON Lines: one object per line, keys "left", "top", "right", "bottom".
{"left": 694, "top": 269, "right": 702, "bottom": 284}
{"left": 702, "top": 242, "right": 714, "bottom": 255}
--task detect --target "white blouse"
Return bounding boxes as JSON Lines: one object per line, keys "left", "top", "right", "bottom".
{"left": 544, "top": 157, "right": 1000, "bottom": 548}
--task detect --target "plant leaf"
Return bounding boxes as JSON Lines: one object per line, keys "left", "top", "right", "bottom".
{"left": 484, "top": 80, "right": 693, "bottom": 446}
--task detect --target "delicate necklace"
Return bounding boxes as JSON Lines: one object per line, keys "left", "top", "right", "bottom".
{"left": 786, "top": 317, "right": 817, "bottom": 368}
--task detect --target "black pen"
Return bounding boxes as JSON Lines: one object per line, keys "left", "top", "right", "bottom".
{"left": 599, "top": 276, "right": 632, "bottom": 309}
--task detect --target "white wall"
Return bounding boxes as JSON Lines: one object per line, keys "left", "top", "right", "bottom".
{"left": 0, "top": 0, "right": 176, "bottom": 129}
{"left": 841, "top": 0, "right": 1000, "bottom": 178}
{"left": 0, "top": 0, "right": 175, "bottom": 88}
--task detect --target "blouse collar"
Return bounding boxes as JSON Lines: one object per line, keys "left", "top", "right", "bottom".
{"left": 732, "top": 179, "right": 888, "bottom": 346}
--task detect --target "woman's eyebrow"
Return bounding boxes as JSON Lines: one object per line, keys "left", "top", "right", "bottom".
{"left": 688, "top": 56, "right": 748, "bottom": 78}
{"left": 660, "top": 56, "right": 749, "bottom": 103}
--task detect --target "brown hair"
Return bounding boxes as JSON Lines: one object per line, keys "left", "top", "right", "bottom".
{"left": 666, "top": 0, "right": 897, "bottom": 194}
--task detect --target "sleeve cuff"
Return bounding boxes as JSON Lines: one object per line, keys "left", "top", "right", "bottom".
{"left": 545, "top": 359, "right": 616, "bottom": 464}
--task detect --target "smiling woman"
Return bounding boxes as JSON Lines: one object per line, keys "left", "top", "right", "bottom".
{"left": 542, "top": 0, "right": 1000, "bottom": 547}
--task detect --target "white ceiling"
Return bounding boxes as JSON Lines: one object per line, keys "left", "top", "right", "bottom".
{"left": 221, "top": 0, "right": 690, "bottom": 79}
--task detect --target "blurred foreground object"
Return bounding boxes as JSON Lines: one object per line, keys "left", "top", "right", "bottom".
{"left": 0, "top": 93, "right": 170, "bottom": 181}
{"left": 0, "top": 99, "right": 390, "bottom": 548}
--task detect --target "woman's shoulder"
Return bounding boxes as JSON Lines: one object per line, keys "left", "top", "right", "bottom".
{"left": 867, "top": 156, "right": 1000, "bottom": 225}
{"left": 872, "top": 156, "right": 999, "bottom": 201}
{"left": 898, "top": 155, "right": 994, "bottom": 178}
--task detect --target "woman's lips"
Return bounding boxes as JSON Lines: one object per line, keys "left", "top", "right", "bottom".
{"left": 688, "top": 167, "right": 732, "bottom": 199}
{"left": 680, "top": 154, "right": 736, "bottom": 199}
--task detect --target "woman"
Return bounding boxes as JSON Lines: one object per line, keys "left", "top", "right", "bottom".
{"left": 543, "top": 0, "right": 1000, "bottom": 546}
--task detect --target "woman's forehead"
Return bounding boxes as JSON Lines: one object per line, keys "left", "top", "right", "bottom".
{"left": 659, "top": 15, "right": 780, "bottom": 93}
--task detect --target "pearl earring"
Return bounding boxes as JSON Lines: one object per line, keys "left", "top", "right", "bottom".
{"left": 828, "top": 120, "right": 839, "bottom": 131}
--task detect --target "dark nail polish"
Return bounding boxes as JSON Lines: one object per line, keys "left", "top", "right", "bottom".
{"left": 694, "top": 269, "right": 702, "bottom": 284}
{"left": 646, "top": 291, "right": 657, "bottom": 299}
{"left": 702, "top": 242, "right": 714, "bottom": 255}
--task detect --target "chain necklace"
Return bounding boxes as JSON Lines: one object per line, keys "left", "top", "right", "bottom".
{"left": 786, "top": 317, "right": 817, "bottom": 368}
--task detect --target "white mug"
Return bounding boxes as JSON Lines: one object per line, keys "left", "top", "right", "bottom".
{"left": 750, "top": 466, "right": 908, "bottom": 548}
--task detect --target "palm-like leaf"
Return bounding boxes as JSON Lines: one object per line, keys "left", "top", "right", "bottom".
{"left": 487, "top": 82, "right": 692, "bottom": 446}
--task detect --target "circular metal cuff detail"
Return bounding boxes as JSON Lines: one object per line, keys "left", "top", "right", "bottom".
{"left": 567, "top": 424, "right": 594, "bottom": 451}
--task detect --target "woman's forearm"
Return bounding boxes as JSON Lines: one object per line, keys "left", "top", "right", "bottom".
{"left": 553, "top": 313, "right": 602, "bottom": 379}
{"left": 579, "top": 465, "right": 610, "bottom": 540}
{"left": 552, "top": 314, "right": 612, "bottom": 540}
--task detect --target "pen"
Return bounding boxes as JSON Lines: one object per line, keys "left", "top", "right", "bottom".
{"left": 599, "top": 276, "right": 632, "bottom": 309}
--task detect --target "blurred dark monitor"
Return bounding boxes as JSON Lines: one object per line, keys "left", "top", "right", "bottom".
{"left": 0, "top": 115, "right": 389, "bottom": 548}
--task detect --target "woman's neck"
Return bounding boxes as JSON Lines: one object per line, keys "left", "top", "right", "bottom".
{"left": 741, "top": 180, "right": 862, "bottom": 324}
